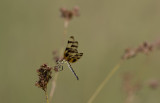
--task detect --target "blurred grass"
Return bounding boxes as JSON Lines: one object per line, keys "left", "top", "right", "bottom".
{"left": 0, "top": 0, "right": 160, "bottom": 103}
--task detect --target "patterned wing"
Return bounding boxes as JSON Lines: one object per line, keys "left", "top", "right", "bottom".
{"left": 68, "top": 53, "right": 83, "bottom": 63}
{"left": 64, "top": 36, "right": 83, "bottom": 63}
{"left": 65, "top": 36, "right": 78, "bottom": 51}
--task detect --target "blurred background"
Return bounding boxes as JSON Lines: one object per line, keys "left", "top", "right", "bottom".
{"left": 1, "top": 0, "right": 160, "bottom": 103}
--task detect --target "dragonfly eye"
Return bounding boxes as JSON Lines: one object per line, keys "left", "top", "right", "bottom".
{"left": 61, "top": 65, "right": 63, "bottom": 71}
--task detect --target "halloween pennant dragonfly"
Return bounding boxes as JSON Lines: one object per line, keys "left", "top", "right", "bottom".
{"left": 55, "top": 36, "right": 83, "bottom": 80}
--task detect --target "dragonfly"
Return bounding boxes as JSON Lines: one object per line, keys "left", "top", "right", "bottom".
{"left": 55, "top": 36, "right": 83, "bottom": 80}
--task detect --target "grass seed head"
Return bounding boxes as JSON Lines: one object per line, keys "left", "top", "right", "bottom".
{"left": 35, "top": 64, "right": 52, "bottom": 91}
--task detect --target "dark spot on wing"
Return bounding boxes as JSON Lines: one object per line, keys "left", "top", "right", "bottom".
{"left": 68, "top": 41, "right": 74, "bottom": 43}
{"left": 72, "top": 59, "right": 77, "bottom": 62}
{"left": 71, "top": 45, "right": 78, "bottom": 48}
{"left": 65, "top": 53, "right": 69, "bottom": 57}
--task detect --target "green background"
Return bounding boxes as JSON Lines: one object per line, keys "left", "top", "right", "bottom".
{"left": 1, "top": 0, "right": 160, "bottom": 103}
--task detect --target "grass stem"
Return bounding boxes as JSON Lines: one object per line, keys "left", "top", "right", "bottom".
{"left": 49, "top": 20, "right": 68, "bottom": 102}
{"left": 49, "top": 73, "right": 59, "bottom": 102}
{"left": 45, "top": 91, "right": 49, "bottom": 103}
{"left": 87, "top": 60, "right": 123, "bottom": 103}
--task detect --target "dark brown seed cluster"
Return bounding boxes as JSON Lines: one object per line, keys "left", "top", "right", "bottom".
{"left": 35, "top": 64, "right": 52, "bottom": 91}
{"left": 60, "top": 6, "right": 79, "bottom": 20}
{"left": 53, "top": 66, "right": 59, "bottom": 72}
{"left": 122, "top": 41, "right": 154, "bottom": 60}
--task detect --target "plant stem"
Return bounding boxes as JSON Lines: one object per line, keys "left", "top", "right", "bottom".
{"left": 49, "top": 72, "right": 59, "bottom": 102}
{"left": 45, "top": 91, "right": 49, "bottom": 103}
{"left": 87, "top": 60, "right": 123, "bottom": 103}
{"left": 49, "top": 19, "right": 69, "bottom": 102}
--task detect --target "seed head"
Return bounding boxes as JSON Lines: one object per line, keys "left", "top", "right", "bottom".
{"left": 35, "top": 64, "right": 52, "bottom": 91}
{"left": 60, "top": 6, "right": 80, "bottom": 21}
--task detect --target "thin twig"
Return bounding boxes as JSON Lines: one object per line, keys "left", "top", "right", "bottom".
{"left": 45, "top": 91, "right": 49, "bottom": 103}
{"left": 49, "top": 73, "right": 59, "bottom": 102}
{"left": 87, "top": 60, "right": 123, "bottom": 103}
{"left": 49, "top": 19, "right": 69, "bottom": 103}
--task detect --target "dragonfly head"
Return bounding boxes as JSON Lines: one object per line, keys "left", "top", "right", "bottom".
{"left": 54, "top": 59, "right": 65, "bottom": 72}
